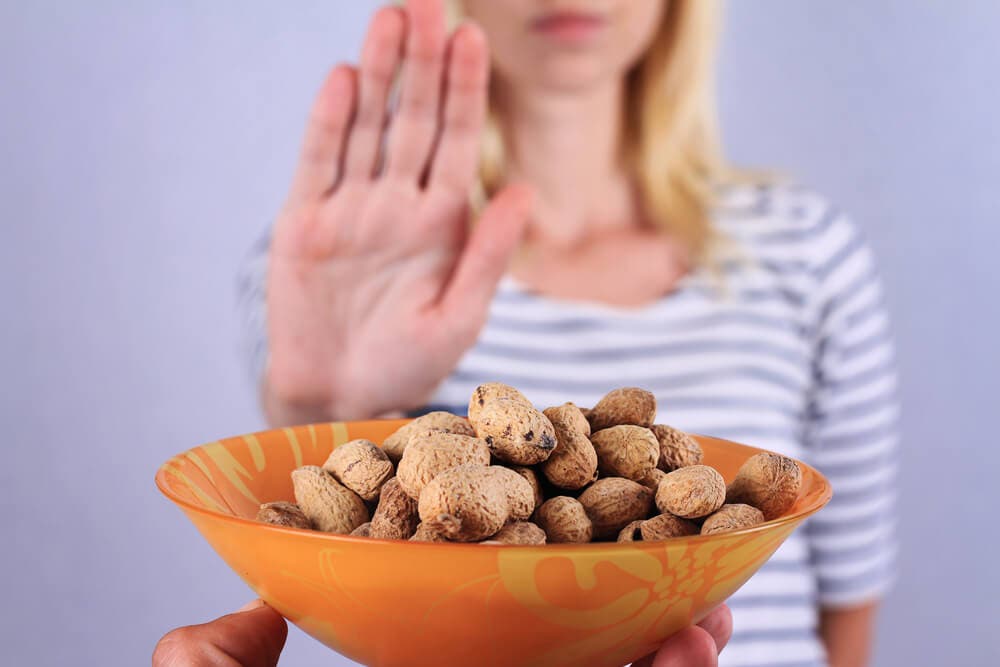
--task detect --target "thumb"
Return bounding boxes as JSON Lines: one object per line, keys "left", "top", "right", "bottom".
{"left": 440, "top": 183, "right": 533, "bottom": 333}
{"left": 153, "top": 600, "right": 288, "bottom": 667}
{"left": 631, "top": 604, "right": 731, "bottom": 667}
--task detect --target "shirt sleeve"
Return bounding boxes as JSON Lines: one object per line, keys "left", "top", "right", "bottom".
{"left": 803, "top": 210, "right": 900, "bottom": 608}
{"left": 235, "top": 225, "right": 272, "bottom": 389}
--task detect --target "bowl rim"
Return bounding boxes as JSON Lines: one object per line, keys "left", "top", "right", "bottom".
{"left": 155, "top": 421, "right": 833, "bottom": 551}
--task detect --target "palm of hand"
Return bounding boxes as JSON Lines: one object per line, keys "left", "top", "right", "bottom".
{"left": 266, "top": 0, "right": 531, "bottom": 419}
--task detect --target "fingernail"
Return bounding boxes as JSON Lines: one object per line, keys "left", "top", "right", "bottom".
{"left": 238, "top": 599, "right": 266, "bottom": 613}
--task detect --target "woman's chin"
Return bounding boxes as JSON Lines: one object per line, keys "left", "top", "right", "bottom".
{"left": 509, "top": 58, "right": 624, "bottom": 95}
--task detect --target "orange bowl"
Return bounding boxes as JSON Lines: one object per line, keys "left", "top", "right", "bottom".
{"left": 156, "top": 420, "right": 831, "bottom": 667}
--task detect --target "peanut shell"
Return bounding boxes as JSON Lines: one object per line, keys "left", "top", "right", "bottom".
{"left": 701, "top": 504, "right": 765, "bottom": 535}
{"left": 291, "top": 466, "right": 369, "bottom": 534}
{"left": 651, "top": 424, "right": 703, "bottom": 471}
{"left": 396, "top": 431, "right": 491, "bottom": 499}
{"left": 350, "top": 522, "right": 372, "bottom": 537}
{"left": 486, "top": 466, "right": 536, "bottom": 521}
{"left": 541, "top": 404, "right": 599, "bottom": 489}
{"left": 535, "top": 496, "right": 594, "bottom": 544}
{"left": 617, "top": 520, "right": 645, "bottom": 542}
{"left": 323, "top": 439, "right": 393, "bottom": 503}
{"left": 638, "top": 468, "right": 667, "bottom": 492}
{"left": 256, "top": 501, "right": 312, "bottom": 530}
{"left": 418, "top": 464, "right": 514, "bottom": 542}
{"left": 655, "top": 465, "right": 726, "bottom": 519}
{"left": 640, "top": 513, "right": 699, "bottom": 540}
{"left": 468, "top": 382, "right": 530, "bottom": 422}
{"left": 369, "top": 477, "right": 420, "bottom": 540}
{"left": 471, "top": 397, "right": 557, "bottom": 465}
{"left": 510, "top": 466, "right": 545, "bottom": 514}
{"left": 382, "top": 412, "right": 474, "bottom": 463}
{"left": 486, "top": 521, "right": 547, "bottom": 545}
{"left": 410, "top": 522, "right": 448, "bottom": 542}
{"left": 726, "top": 452, "right": 802, "bottom": 520}
{"left": 590, "top": 425, "right": 659, "bottom": 481}
{"left": 587, "top": 387, "right": 657, "bottom": 431}
{"left": 544, "top": 403, "right": 591, "bottom": 437}
{"left": 578, "top": 477, "right": 654, "bottom": 540}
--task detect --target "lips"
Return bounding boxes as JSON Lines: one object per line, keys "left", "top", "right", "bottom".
{"left": 531, "top": 11, "right": 607, "bottom": 43}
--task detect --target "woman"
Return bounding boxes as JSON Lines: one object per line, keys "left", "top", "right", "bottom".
{"left": 159, "top": 1, "right": 899, "bottom": 665}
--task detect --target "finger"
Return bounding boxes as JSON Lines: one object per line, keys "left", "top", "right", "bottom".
{"left": 440, "top": 184, "right": 532, "bottom": 331}
{"left": 289, "top": 65, "right": 357, "bottom": 202}
{"left": 342, "top": 5, "right": 406, "bottom": 181}
{"left": 632, "top": 605, "right": 731, "bottom": 667}
{"left": 384, "top": 0, "right": 447, "bottom": 182}
{"left": 696, "top": 604, "right": 733, "bottom": 654}
{"left": 651, "top": 626, "right": 719, "bottom": 667}
{"left": 152, "top": 600, "right": 287, "bottom": 667}
{"left": 428, "top": 22, "right": 489, "bottom": 192}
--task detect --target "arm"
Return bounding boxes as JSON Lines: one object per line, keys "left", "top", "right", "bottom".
{"left": 800, "top": 207, "right": 900, "bottom": 665}
{"left": 820, "top": 602, "right": 878, "bottom": 667}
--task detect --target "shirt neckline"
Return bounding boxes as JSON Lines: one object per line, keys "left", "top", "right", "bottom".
{"left": 496, "top": 269, "right": 704, "bottom": 318}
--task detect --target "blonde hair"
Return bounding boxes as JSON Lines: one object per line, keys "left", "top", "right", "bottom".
{"left": 451, "top": 0, "right": 730, "bottom": 262}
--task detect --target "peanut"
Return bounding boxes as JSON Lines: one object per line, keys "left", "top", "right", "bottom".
{"left": 410, "top": 522, "right": 448, "bottom": 542}
{"left": 350, "top": 522, "right": 372, "bottom": 537}
{"left": 587, "top": 387, "right": 657, "bottom": 431}
{"left": 650, "top": 424, "right": 703, "bottom": 471}
{"left": 485, "top": 521, "right": 547, "bottom": 545}
{"left": 590, "top": 425, "right": 659, "bottom": 481}
{"left": 617, "top": 514, "right": 697, "bottom": 542}
{"left": 541, "top": 404, "right": 599, "bottom": 489}
{"left": 535, "top": 496, "right": 594, "bottom": 543}
{"left": 510, "top": 466, "right": 545, "bottom": 514}
{"left": 701, "top": 504, "right": 765, "bottom": 535}
{"left": 382, "top": 412, "right": 474, "bottom": 463}
{"left": 655, "top": 465, "right": 726, "bottom": 519}
{"left": 578, "top": 477, "right": 654, "bottom": 540}
{"left": 617, "top": 520, "right": 644, "bottom": 542}
{"left": 726, "top": 452, "right": 802, "bottom": 520}
{"left": 396, "top": 431, "right": 491, "bottom": 499}
{"left": 291, "top": 466, "right": 369, "bottom": 534}
{"left": 637, "top": 467, "right": 667, "bottom": 492}
{"left": 468, "top": 382, "right": 531, "bottom": 422}
{"left": 418, "top": 465, "right": 521, "bottom": 542}
{"left": 323, "top": 439, "right": 393, "bottom": 503}
{"left": 640, "top": 513, "right": 699, "bottom": 540}
{"left": 545, "top": 402, "right": 591, "bottom": 436}
{"left": 369, "top": 477, "right": 420, "bottom": 540}
{"left": 471, "top": 397, "right": 557, "bottom": 465}
{"left": 486, "top": 466, "right": 536, "bottom": 521}
{"left": 256, "top": 501, "right": 312, "bottom": 530}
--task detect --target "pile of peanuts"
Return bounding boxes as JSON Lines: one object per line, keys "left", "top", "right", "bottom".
{"left": 256, "top": 384, "right": 803, "bottom": 544}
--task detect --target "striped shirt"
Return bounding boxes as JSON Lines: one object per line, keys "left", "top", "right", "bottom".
{"left": 239, "top": 184, "right": 899, "bottom": 667}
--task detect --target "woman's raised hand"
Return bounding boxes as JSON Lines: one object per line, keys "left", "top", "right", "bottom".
{"left": 265, "top": 0, "right": 531, "bottom": 423}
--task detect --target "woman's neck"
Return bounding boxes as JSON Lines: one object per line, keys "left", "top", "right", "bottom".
{"left": 495, "top": 78, "right": 639, "bottom": 245}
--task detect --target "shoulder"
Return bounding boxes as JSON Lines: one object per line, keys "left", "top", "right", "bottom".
{"left": 712, "top": 181, "right": 871, "bottom": 279}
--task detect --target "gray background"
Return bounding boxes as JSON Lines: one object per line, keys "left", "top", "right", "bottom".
{"left": 3, "top": 1, "right": 998, "bottom": 665}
